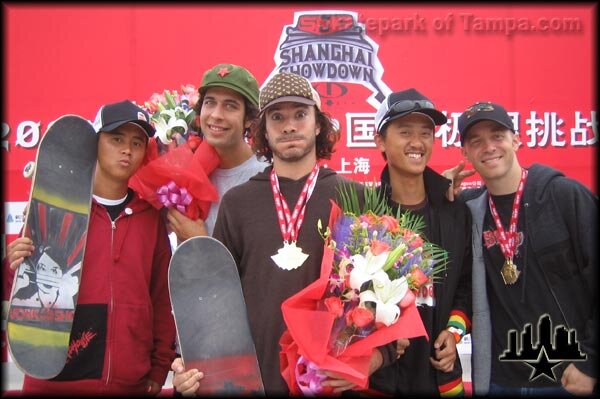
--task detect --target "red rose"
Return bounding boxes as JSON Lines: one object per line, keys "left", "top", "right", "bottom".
{"left": 347, "top": 307, "right": 374, "bottom": 328}
{"left": 359, "top": 213, "right": 378, "bottom": 226}
{"left": 410, "top": 268, "right": 429, "bottom": 288}
{"left": 380, "top": 215, "right": 400, "bottom": 234}
{"left": 370, "top": 239, "right": 390, "bottom": 256}
{"left": 409, "top": 235, "right": 424, "bottom": 249}
{"left": 324, "top": 297, "right": 344, "bottom": 318}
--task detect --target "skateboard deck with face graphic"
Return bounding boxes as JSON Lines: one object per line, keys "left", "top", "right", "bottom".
{"left": 168, "top": 236, "right": 264, "bottom": 396}
{"left": 6, "top": 115, "right": 97, "bottom": 379}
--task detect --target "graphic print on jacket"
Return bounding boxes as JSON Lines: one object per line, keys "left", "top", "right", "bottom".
{"left": 51, "top": 304, "right": 107, "bottom": 381}
{"left": 483, "top": 229, "right": 524, "bottom": 254}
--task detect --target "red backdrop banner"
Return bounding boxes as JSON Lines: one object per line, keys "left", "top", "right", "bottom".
{"left": 1, "top": 4, "right": 597, "bottom": 388}
{"left": 3, "top": 4, "right": 596, "bottom": 236}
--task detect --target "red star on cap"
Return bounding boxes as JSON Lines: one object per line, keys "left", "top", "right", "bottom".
{"left": 217, "top": 67, "right": 230, "bottom": 77}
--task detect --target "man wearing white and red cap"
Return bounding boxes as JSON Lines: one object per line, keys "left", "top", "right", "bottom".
{"left": 368, "top": 88, "right": 472, "bottom": 396}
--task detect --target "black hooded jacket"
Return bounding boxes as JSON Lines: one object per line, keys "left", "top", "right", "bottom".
{"left": 462, "top": 163, "right": 598, "bottom": 393}
{"left": 369, "top": 165, "right": 472, "bottom": 395}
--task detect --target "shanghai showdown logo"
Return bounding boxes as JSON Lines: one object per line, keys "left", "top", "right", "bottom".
{"left": 267, "top": 10, "right": 392, "bottom": 109}
{"left": 499, "top": 314, "right": 586, "bottom": 382}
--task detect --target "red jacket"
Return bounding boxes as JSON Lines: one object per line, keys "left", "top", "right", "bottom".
{"left": 14, "top": 194, "right": 176, "bottom": 395}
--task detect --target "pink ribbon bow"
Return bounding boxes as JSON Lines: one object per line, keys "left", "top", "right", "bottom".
{"left": 157, "top": 181, "right": 192, "bottom": 213}
{"left": 295, "top": 355, "right": 327, "bottom": 396}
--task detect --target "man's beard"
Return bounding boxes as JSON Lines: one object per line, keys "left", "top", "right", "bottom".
{"left": 271, "top": 135, "right": 316, "bottom": 162}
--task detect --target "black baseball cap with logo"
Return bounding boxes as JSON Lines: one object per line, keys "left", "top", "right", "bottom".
{"left": 375, "top": 88, "right": 447, "bottom": 134}
{"left": 457, "top": 101, "right": 515, "bottom": 145}
{"left": 93, "top": 100, "right": 155, "bottom": 137}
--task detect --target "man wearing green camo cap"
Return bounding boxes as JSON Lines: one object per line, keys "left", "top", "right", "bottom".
{"left": 198, "top": 63, "right": 259, "bottom": 107}
{"left": 166, "top": 63, "right": 269, "bottom": 239}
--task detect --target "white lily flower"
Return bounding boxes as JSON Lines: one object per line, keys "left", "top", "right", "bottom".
{"left": 171, "top": 106, "right": 195, "bottom": 122}
{"left": 349, "top": 249, "right": 389, "bottom": 290}
{"left": 359, "top": 275, "right": 408, "bottom": 326}
{"left": 154, "top": 110, "right": 189, "bottom": 145}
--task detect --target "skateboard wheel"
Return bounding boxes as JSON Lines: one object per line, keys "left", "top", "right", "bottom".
{"left": 23, "top": 161, "right": 36, "bottom": 178}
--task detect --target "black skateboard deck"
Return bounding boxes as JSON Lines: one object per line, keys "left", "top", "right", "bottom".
{"left": 168, "top": 236, "right": 264, "bottom": 396}
{"left": 7, "top": 115, "right": 97, "bottom": 379}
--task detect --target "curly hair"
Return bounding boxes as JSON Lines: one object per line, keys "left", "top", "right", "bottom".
{"left": 250, "top": 107, "right": 340, "bottom": 162}
{"left": 192, "top": 89, "right": 259, "bottom": 140}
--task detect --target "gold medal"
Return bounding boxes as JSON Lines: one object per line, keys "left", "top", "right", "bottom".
{"left": 489, "top": 169, "right": 528, "bottom": 287}
{"left": 500, "top": 259, "right": 520, "bottom": 285}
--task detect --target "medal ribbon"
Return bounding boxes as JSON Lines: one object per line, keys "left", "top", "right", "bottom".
{"left": 270, "top": 164, "right": 320, "bottom": 243}
{"left": 488, "top": 168, "right": 528, "bottom": 261}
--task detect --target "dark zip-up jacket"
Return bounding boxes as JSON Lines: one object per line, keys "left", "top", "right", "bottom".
{"left": 369, "top": 165, "right": 472, "bottom": 395}
{"left": 462, "top": 163, "right": 597, "bottom": 395}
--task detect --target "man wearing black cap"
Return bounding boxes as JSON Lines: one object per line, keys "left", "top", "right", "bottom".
{"left": 367, "top": 88, "right": 472, "bottom": 396}
{"left": 457, "top": 101, "right": 597, "bottom": 396}
{"left": 6, "top": 100, "right": 176, "bottom": 396}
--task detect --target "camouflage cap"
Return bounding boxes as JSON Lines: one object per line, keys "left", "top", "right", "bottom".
{"left": 259, "top": 72, "right": 321, "bottom": 113}
{"left": 200, "top": 63, "right": 259, "bottom": 107}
